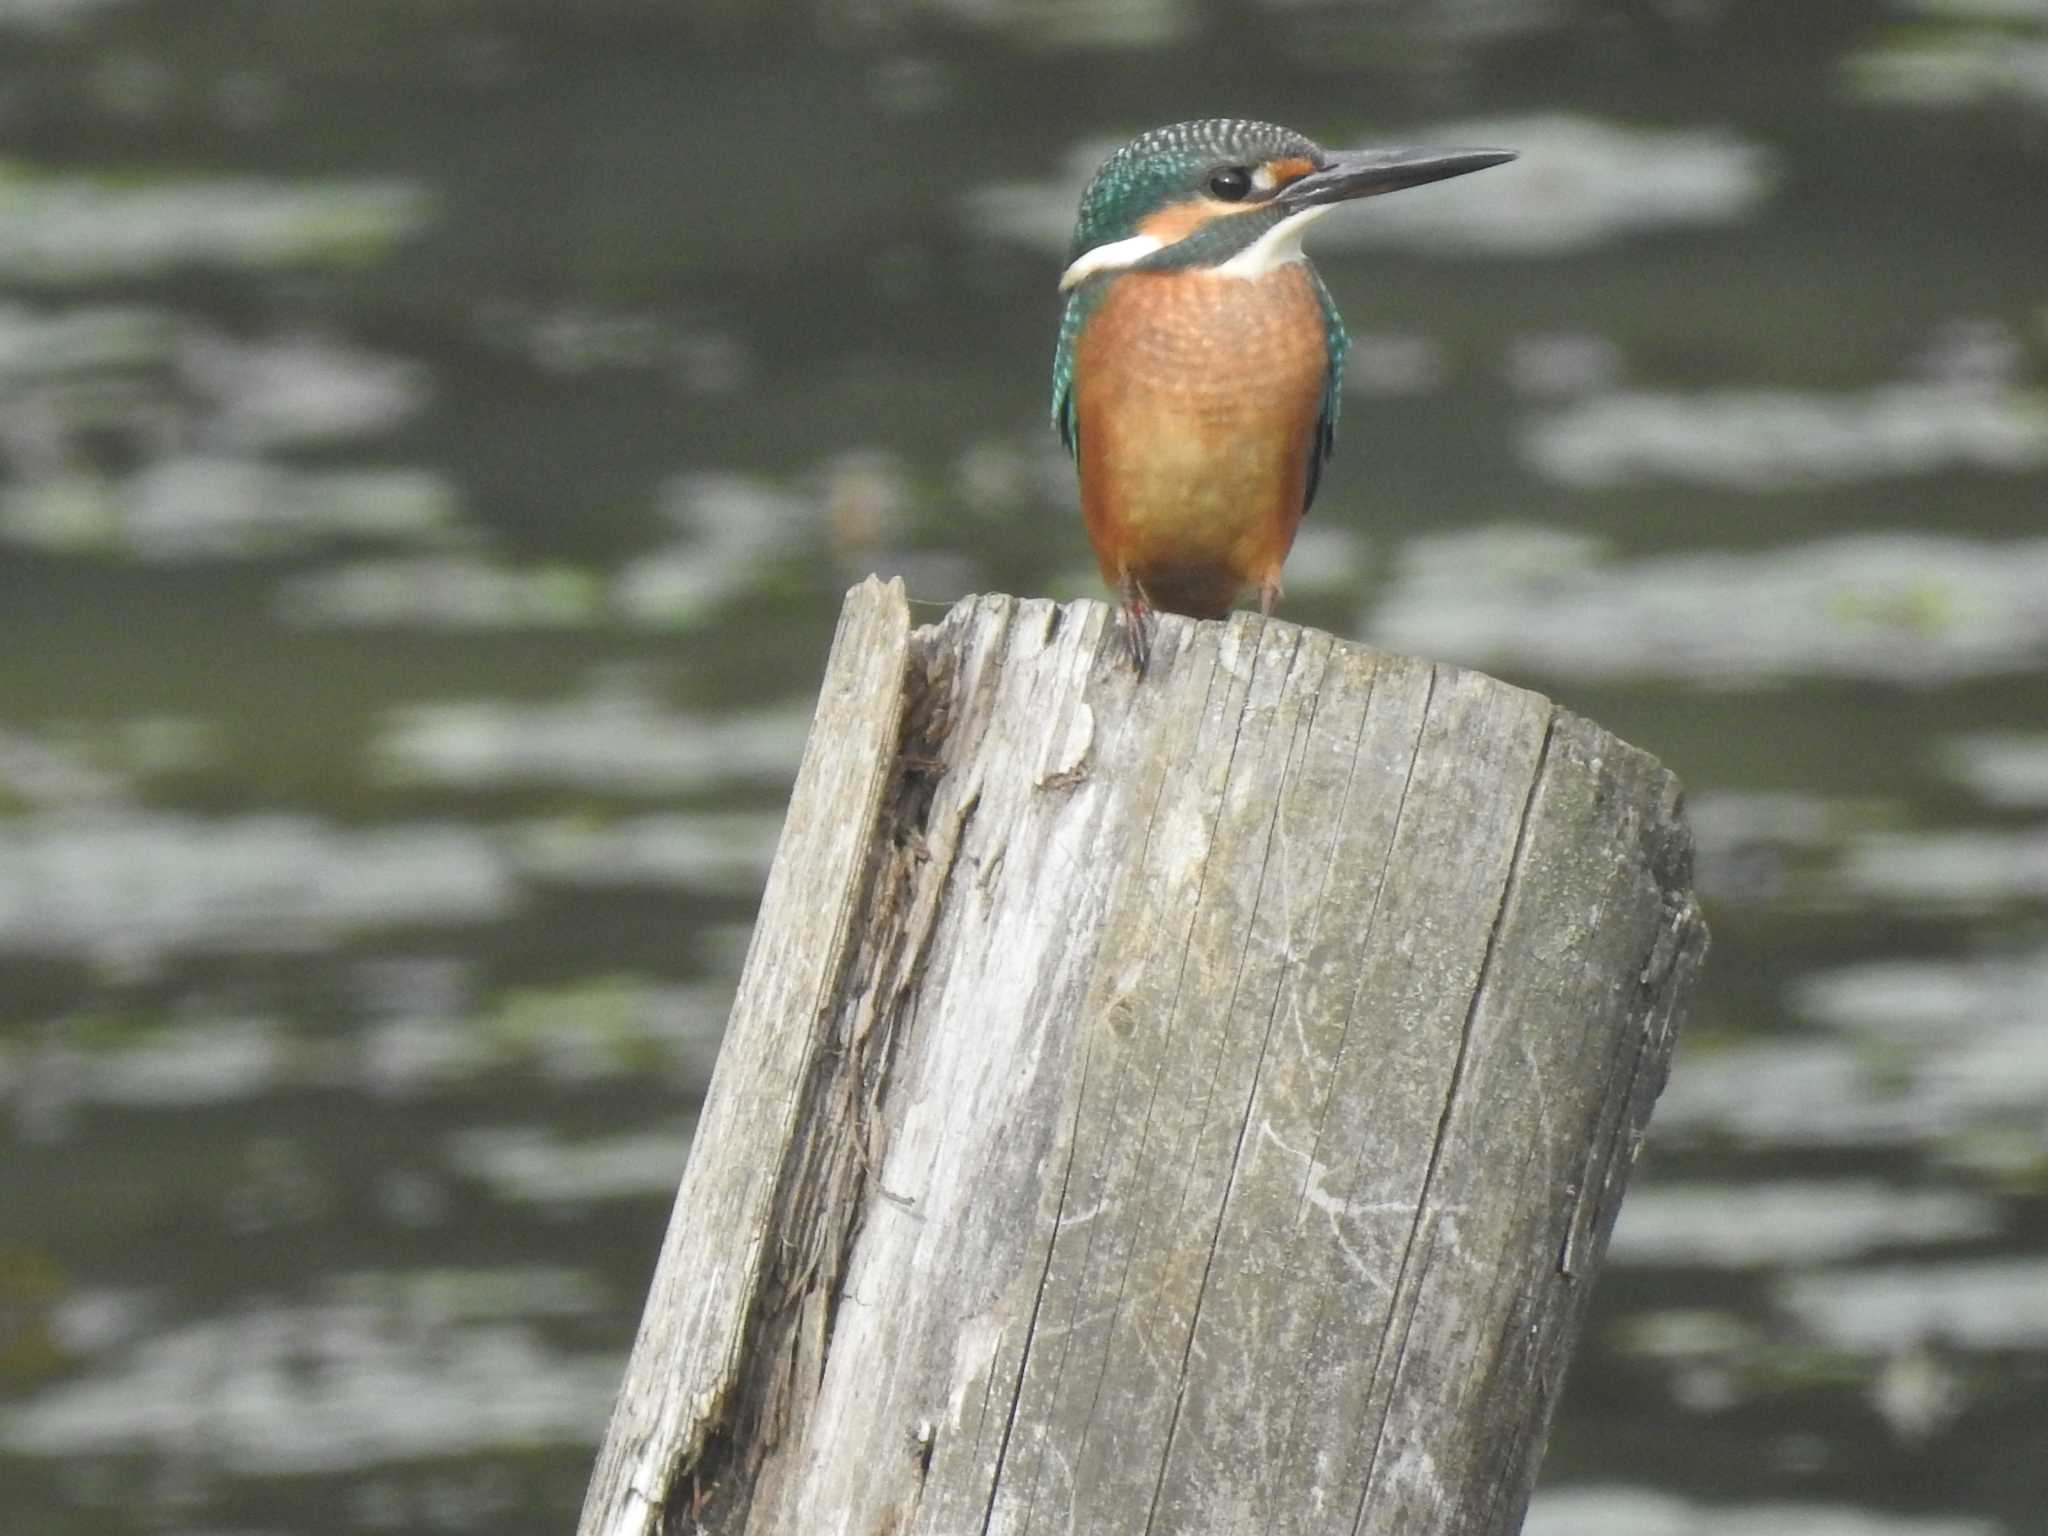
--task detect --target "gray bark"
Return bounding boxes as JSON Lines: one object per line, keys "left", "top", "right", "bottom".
{"left": 578, "top": 578, "right": 1708, "bottom": 1536}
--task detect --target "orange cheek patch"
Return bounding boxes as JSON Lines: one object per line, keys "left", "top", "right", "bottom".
{"left": 1138, "top": 198, "right": 1249, "bottom": 243}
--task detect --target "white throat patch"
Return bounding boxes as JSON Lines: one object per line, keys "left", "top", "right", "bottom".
{"left": 1212, "top": 205, "right": 1331, "bottom": 280}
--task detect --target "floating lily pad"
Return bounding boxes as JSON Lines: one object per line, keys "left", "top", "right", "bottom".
{"left": 0, "top": 163, "right": 429, "bottom": 284}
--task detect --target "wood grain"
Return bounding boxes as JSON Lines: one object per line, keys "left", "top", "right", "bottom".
{"left": 578, "top": 579, "right": 1708, "bottom": 1536}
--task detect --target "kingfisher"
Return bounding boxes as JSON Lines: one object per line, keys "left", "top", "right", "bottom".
{"left": 1051, "top": 119, "right": 1515, "bottom": 668}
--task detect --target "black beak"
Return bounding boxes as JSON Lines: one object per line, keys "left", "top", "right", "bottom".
{"left": 1277, "top": 147, "right": 1516, "bottom": 210}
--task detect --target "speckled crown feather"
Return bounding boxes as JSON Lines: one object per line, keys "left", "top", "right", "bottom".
{"left": 1069, "top": 119, "right": 1325, "bottom": 258}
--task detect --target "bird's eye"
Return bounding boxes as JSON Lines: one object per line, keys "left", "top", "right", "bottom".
{"left": 1208, "top": 167, "right": 1252, "bottom": 202}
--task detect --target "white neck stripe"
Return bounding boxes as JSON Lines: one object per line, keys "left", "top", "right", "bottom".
{"left": 1058, "top": 234, "right": 1165, "bottom": 291}
{"left": 1059, "top": 206, "right": 1332, "bottom": 291}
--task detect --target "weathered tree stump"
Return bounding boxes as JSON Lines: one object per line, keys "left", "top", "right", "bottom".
{"left": 578, "top": 578, "right": 1707, "bottom": 1536}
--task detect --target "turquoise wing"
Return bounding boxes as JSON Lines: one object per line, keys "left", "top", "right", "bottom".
{"left": 1051, "top": 289, "right": 1087, "bottom": 457}
{"left": 1303, "top": 265, "right": 1347, "bottom": 515}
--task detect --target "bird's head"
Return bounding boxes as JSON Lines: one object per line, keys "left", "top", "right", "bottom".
{"left": 1060, "top": 118, "right": 1514, "bottom": 291}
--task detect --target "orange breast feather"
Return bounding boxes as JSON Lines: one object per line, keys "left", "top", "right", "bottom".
{"left": 1073, "top": 264, "right": 1329, "bottom": 618}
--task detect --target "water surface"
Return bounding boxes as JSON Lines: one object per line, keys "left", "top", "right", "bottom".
{"left": 3, "top": 2, "right": 2045, "bottom": 1532}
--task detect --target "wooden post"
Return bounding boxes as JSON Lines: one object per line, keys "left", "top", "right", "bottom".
{"left": 578, "top": 578, "right": 1707, "bottom": 1536}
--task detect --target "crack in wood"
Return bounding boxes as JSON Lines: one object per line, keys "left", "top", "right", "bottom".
{"left": 1140, "top": 627, "right": 1323, "bottom": 1535}
{"left": 980, "top": 1028, "right": 1098, "bottom": 1536}
{"left": 1354, "top": 703, "right": 1555, "bottom": 1521}
{"left": 651, "top": 605, "right": 983, "bottom": 1532}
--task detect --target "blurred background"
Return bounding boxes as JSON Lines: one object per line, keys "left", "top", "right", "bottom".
{"left": 1, "top": 2, "right": 2044, "bottom": 1533}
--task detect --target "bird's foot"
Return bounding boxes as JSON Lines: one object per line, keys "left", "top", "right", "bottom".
{"left": 1118, "top": 578, "right": 1153, "bottom": 674}
{"left": 1257, "top": 578, "right": 1283, "bottom": 618}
